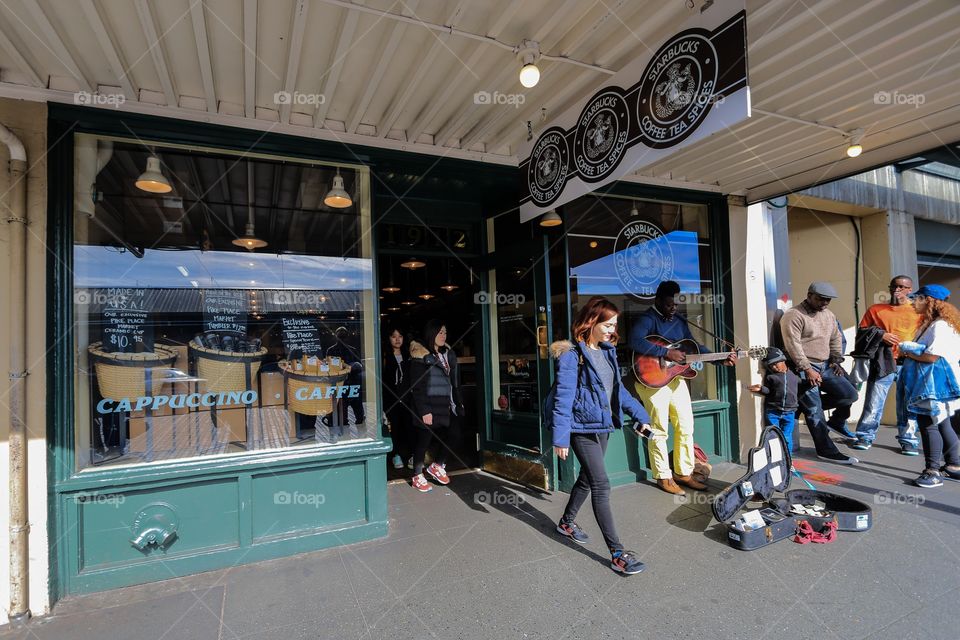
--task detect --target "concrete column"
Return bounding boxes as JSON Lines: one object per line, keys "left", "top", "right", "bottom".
{"left": 887, "top": 209, "right": 918, "bottom": 283}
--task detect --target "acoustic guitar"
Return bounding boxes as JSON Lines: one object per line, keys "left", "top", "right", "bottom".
{"left": 633, "top": 335, "right": 766, "bottom": 389}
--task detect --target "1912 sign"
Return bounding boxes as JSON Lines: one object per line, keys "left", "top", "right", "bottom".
{"left": 381, "top": 224, "right": 470, "bottom": 252}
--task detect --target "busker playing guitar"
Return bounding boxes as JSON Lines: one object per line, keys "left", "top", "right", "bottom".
{"left": 630, "top": 281, "right": 737, "bottom": 496}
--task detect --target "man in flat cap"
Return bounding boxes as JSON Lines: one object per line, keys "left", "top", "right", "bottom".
{"left": 779, "top": 282, "right": 859, "bottom": 464}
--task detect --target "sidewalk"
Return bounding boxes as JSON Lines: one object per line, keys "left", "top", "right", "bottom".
{"left": 3, "top": 424, "right": 959, "bottom": 640}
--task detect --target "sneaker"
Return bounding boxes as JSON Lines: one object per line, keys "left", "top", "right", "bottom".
{"left": 406, "top": 457, "right": 414, "bottom": 470}
{"left": 817, "top": 451, "right": 858, "bottom": 465}
{"left": 915, "top": 470, "right": 943, "bottom": 488}
{"left": 849, "top": 438, "right": 872, "bottom": 451}
{"left": 942, "top": 464, "right": 960, "bottom": 480}
{"left": 425, "top": 462, "right": 450, "bottom": 485}
{"left": 556, "top": 521, "right": 590, "bottom": 544}
{"left": 411, "top": 473, "right": 433, "bottom": 492}
{"left": 899, "top": 441, "right": 921, "bottom": 456}
{"left": 826, "top": 422, "right": 857, "bottom": 439}
{"left": 610, "top": 550, "right": 645, "bottom": 575}
{"left": 392, "top": 454, "right": 403, "bottom": 469}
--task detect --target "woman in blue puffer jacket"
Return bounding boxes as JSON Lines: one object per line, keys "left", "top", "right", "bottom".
{"left": 550, "top": 296, "right": 653, "bottom": 575}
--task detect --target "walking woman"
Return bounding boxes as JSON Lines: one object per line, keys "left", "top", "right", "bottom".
{"left": 898, "top": 285, "right": 960, "bottom": 487}
{"left": 549, "top": 296, "right": 653, "bottom": 575}
{"left": 408, "top": 320, "right": 463, "bottom": 492}
{"left": 382, "top": 327, "right": 412, "bottom": 470}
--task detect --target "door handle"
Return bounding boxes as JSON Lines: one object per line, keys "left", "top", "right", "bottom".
{"left": 537, "top": 326, "right": 547, "bottom": 348}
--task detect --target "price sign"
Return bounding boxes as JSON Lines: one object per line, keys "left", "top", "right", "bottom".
{"left": 101, "top": 288, "right": 152, "bottom": 353}
{"left": 281, "top": 316, "right": 324, "bottom": 357}
{"left": 203, "top": 289, "right": 247, "bottom": 334}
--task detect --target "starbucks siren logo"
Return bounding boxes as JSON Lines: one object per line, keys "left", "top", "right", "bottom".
{"left": 636, "top": 29, "right": 719, "bottom": 149}
{"left": 573, "top": 89, "right": 630, "bottom": 183}
{"left": 527, "top": 127, "right": 570, "bottom": 207}
{"left": 614, "top": 220, "right": 674, "bottom": 298}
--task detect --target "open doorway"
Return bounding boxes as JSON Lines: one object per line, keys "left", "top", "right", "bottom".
{"left": 378, "top": 254, "right": 482, "bottom": 480}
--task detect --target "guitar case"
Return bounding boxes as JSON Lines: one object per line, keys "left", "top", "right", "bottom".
{"left": 711, "top": 426, "right": 797, "bottom": 550}
{"left": 771, "top": 490, "right": 873, "bottom": 532}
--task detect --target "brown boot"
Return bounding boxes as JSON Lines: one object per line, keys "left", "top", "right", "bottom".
{"left": 657, "top": 478, "right": 686, "bottom": 496}
{"left": 675, "top": 474, "right": 708, "bottom": 491}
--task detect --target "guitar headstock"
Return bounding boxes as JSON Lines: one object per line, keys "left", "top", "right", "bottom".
{"left": 748, "top": 346, "right": 768, "bottom": 360}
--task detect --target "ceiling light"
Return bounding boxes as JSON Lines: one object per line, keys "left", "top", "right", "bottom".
{"left": 401, "top": 300, "right": 416, "bottom": 306}
{"left": 419, "top": 293, "right": 435, "bottom": 300}
{"left": 539, "top": 210, "right": 562, "bottom": 227}
{"left": 135, "top": 155, "right": 172, "bottom": 193}
{"left": 441, "top": 284, "right": 459, "bottom": 292}
{"left": 846, "top": 128, "right": 865, "bottom": 158}
{"left": 232, "top": 221, "right": 267, "bottom": 249}
{"left": 401, "top": 258, "right": 426, "bottom": 269}
{"left": 323, "top": 169, "right": 353, "bottom": 208}
{"left": 589, "top": 241, "right": 598, "bottom": 248}
{"left": 518, "top": 40, "right": 541, "bottom": 88}
{"left": 387, "top": 306, "right": 401, "bottom": 312}
{"left": 630, "top": 202, "right": 640, "bottom": 217}
{"left": 382, "top": 285, "right": 401, "bottom": 293}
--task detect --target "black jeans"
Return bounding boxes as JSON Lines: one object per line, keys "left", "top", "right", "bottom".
{"left": 561, "top": 432, "right": 622, "bottom": 552}
{"left": 797, "top": 363, "right": 858, "bottom": 455}
{"left": 412, "top": 424, "right": 453, "bottom": 475}
{"left": 917, "top": 414, "right": 960, "bottom": 471}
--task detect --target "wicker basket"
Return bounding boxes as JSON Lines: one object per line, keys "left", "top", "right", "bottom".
{"left": 88, "top": 342, "right": 178, "bottom": 400}
{"left": 280, "top": 360, "right": 350, "bottom": 415}
{"left": 189, "top": 342, "right": 268, "bottom": 394}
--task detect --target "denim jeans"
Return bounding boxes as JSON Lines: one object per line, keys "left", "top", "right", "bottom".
{"left": 766, "top": 410, "right": 796, "bottom": 454}
{"left": 854, "top": 366, "right": 918, "bottom": 445}
{"left": 798, "top": 362, "right": 859, "bottom": 455}
{"left": 562, "top": 432, "right": 622, "bottom": 552}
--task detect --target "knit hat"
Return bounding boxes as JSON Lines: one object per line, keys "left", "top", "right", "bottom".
{"left": 764, "top": 347, "right": 786, "bottom": 367}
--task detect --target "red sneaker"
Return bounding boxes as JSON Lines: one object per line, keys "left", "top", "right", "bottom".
{"left": 411, "top": 473, "right": 432, "bottom": 492}
{"left": 425, "top": 462, "right": 450, "bottom": 485}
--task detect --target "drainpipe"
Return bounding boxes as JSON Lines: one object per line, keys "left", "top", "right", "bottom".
{"left": 1, "top": 121, "right": 30, "bottom": 625}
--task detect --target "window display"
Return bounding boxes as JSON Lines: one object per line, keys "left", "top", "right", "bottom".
{"left": 73, "top": 134, "right": 376, "bottom": 469}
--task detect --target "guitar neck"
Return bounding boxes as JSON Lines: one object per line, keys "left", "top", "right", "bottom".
{"left": 686, "top": 350, "right": 741, "bottom": 363}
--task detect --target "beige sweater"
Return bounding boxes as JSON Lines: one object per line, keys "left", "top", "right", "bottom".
{"left": 780, "top": 301, "right": 842, "bottom": 371}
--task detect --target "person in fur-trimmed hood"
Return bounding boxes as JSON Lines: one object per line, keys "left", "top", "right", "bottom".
{"left": 548, "top": 296, "right": 652, "bottom": 576}
{"left": 407, "top": 319, "right": 463, "bottom": 492}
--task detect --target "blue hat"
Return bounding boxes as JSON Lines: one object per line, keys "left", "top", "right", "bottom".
{"left": 764, "top": 347, "right": 786, "bottom": 367}
{"left": 910, "top": 285, "right": 950, "bottom": 301}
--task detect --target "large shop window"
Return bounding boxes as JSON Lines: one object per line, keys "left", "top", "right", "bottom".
{"left": 565, "top": 195, "right": 718, "bottom": 403}
{"left": 73, "top": 134, "right": 376, "bottom": 470}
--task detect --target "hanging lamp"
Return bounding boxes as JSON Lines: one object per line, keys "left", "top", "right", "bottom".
{"left": 539, "top": 209, "right": 562, "bottom": 227}
{"left": 233, "top": 165, "right": 267, "bottom": 249}
{"left": 135, "top": 155, "right": 173, "bottom": 193}
{"left": 382, "top": 256, "right": 401, "bottom": 293}
{"left": 323, "top": 169, "right": 352, "bottom": 208}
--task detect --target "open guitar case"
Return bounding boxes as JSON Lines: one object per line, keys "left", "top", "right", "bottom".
{"left": 711, "top": 426, "right": 873, "bottom": 550}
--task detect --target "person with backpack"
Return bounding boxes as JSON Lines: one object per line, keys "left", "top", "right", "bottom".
{"left": 549, "top": 296, "right": 653, "bottom": 575}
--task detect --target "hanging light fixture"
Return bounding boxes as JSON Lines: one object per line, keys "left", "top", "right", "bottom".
{"left": 441, "top": 261, "right": 459, "bottom": 292}
{"left": 382, "top": 256, "right": 401, "bottom": 293}
{"left": 846, "top": 128, "right": 865, "bottom": 158}
{"left": 323, "top": 169, "right": 353, "bottom": 208}
{"left": 400, "top": 257, "right": 426, "bottom": 269}
{"left": 518, "top": 40, "right": 541, "bottom": 88}
{"left": 135, "top": 155, "right": 173, "bottom": 193}
{"left": 539, "top": 209, "right": 562, "bottom": 227}
{"left": 630, "top": 201, "right": 640, "bottom": 217}
{"left": 233, "top": 165, "right": 267, "bottom": 249}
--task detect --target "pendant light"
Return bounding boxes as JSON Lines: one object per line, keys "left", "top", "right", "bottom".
{"left": 135, "top": 155, "right": 172, "bottom": 193}
{"left": 323, "top": 169, "right": 352, "bottom": 208}
{"left": 233, "top": 164, "right": 267, "bottom": 249}
{"left": 382, "top": 256, "right": 401, "bottom": 293}
{"left": 440, "top": 261, "right": 459, "bottom": 292}
{"left": 539, "top": 209, "right": 562, "bottom": 227}
{"left": 630, "top": 201, "right": 640, "bottom": 217}
{"left": 518, "top": 40, "right": 541, "bottom": 88}
{"left": 418, "top": 264, "right": 434, "bottom": 300}
{"left": 845, "top": 128, "right": 865, "bottom": 158}
{"left": 400, "top": 257, "right": 425, "bottom": 269}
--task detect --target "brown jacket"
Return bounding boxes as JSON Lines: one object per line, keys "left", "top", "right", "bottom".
{"left": 780, "top": 300, "right": 842, "bottom": 371}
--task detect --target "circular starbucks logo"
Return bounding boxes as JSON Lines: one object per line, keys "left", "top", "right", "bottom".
{"left": 614, "top": 219, "right": 674, "bottom": 298}
{"left": 527, "top": 127, "right": 570, "bottom": 207}
{"left": 636, "top": 29, "right": 718, "bottom": 149}
{"left": 573, "top": 88, "right": 630, "bottom": 183}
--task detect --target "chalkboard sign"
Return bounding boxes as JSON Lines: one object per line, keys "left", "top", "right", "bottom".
{"left": 101, "top": 288, "right": 152, "bottom": 353}
{"left": 281, "top": 316, "right": 324, "bottom": 357}
{"left": 203, "top": 289, "right": 248, "bottom": 334}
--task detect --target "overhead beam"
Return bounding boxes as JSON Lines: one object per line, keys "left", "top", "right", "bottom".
{"left": 189, "top": 0, "right": 218, "bottom": 112}
{"left": 134, "top": 0, "right": 177, "bottom": 105}
{"left": 313, "top": 2, "right": 363, "bottom": 128}
{"left": 346, "top": 0, "right": 420, "bottom": 134}
{"left": 243, "top": 0, "right": 258, "bottom": 119}
{"left": 0, "top": 24, "right": 44, "bottom": 87}
{"left": 21, "top": 0, "right": 93, "bottom": 91}
{"left": 279, "top": 0, "right": 310, "bottom": 124}
{"left": 79, "top": 0, "right": 137, "bottom": 101}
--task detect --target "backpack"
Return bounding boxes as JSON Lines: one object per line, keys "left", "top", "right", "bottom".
{"left": 542, "top": 345, "right": 584, "bottom": 432}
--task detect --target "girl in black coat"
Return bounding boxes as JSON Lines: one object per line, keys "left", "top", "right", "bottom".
{"left": 382, "top": 327, "right": 412, "bottom": 469}
{"left": 408, "top": 319, "right": 462, "bottom": 492}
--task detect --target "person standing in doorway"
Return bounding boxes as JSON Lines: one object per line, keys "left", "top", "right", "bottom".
{"left": 408, "top": 320, "right": 462, "bottom": 492}
{"left": 550, "top": 296, "right": 652, "bottom": 575}
{"left": 850, "top": 276, "right": 922, "bottom": 454}
{"left": 327, "top": 326, "right": 366, "bottom": 433}
{"left": 382, "top": 327, "right": 412, "bottom": 470}
{"left": 780, "top": 282, "right": 859, "bottom": 464}
{"left": 630, "top": 281, "right": 737, "bottom": 496}
{"left": 897, "top": 285, "right": 960, "bottom": 487}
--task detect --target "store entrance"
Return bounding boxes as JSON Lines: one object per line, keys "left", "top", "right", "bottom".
{"left": 378, "top": 252, "right": 482, "bottom": 480}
